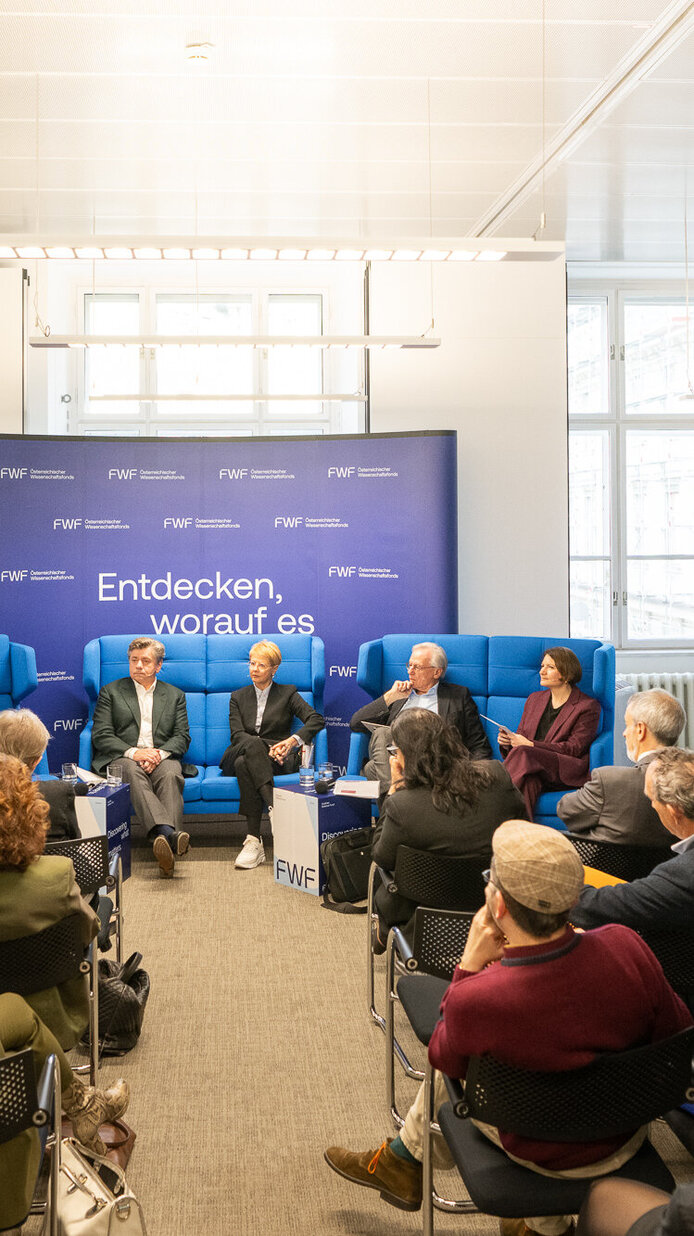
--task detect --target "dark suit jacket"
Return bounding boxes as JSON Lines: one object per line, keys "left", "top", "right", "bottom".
{"left": 371, "top": 761, "right": 526, "bottom": 930}
{"left": 91, "top": 677, "right": 190, "bottom": 774}
{"left": 227, "top": 682, "right": 324, "bottom": 750}
{"left": 556, "top": 750, "right": 672, "bottom": 847}
{"left": 350, "top": 681, "right": 492, "bottom": 762}
{"left": 572, "top": 841, "right": 692, "bottom": 935}
{"left": 36, "top": 780, "right": 89, "bottom": 840}
{"left": 506, "top": 686, "right": 601, "bottom": 788}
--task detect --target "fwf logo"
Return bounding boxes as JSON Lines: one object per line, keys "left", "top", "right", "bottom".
{"left": 329, "top": 666, "right": 357, "bottom": 677}
{"left": 163, "top": 517, "right": 193, "bottom": 529}
{"left": 53, "top": 719, "right": 82, "bottom": 732}
{"left": 274, "top": 516, "right": 303, "bottom": 528}
{"left": 0, "top": 467, "right": 27, "bottom": 480}
{"left": 275, "top": 858, "right": 317, "bottom": 889}
{"left": 53, "top": 518, "right": 82, "bottom": 530}
{"left": 0, "top": 569, "right": 28, "bottom": 582}
{"left": 327, "top": 466, "right": 355, "bottom": 478}
{"left": 328, "top": 566, "right": 356, "bottom": 577}
{"left": 108, "top": 468, "right": 138, "bottom": 480}
{"left": 219, "top": 468, "right": 248, "bottom": 480}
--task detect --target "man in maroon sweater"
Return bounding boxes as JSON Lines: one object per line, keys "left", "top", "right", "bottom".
{"left": 325, "top": 822, "right": 692, "bottom": 1236}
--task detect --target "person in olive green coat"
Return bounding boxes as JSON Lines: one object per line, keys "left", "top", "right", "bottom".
{"left": 0, "top": 754, "right": 98, "bottom": 1048}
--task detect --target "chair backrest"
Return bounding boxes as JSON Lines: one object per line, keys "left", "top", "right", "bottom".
{"left": 566, "top": 834, "right": 668, "bottom": 882}
{"left": 393, "top": 846, "right": 488, "bottom": 912}
{"left": 636, "top": 931, "right": 694, "bottom": 1003}
{"left": 0, "top": 1048, "right": 38, "bottom": 1144}
{"left": 460, "top": 1026, "right": 694, "bottom": 1141}
{"left": 83, "top": 633, "right": 208, "bottom": 700}
{"left": 0, "top": 635, "right": 39, "bottom": 709}
{"left": 0, "top": 913, "right": 87, "bottom": 997}
{"left": 410, "top": 907, "right": 475, "bottom": 981}
{"left": 44, "top": 834, "right": 110, "bottom": 896}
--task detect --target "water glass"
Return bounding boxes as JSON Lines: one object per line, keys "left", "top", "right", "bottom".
{"left": 106, "top": 764, "right": 123, "bottom": 787}
{"left": 61, "top": 763, "right": 78, "bottom": 784}
{"left": 299, "top": 766, "right": 315, "bottom": 791}
{"left": 318, "top": 762, "right": 333, "bottom": 781}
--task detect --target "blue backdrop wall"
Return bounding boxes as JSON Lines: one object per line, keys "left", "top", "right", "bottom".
{"left": 0, "top": 431, "right": 458, "bottom": 772}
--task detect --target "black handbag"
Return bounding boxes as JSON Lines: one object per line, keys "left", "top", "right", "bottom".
{"left": 86, "top": 952, "right": 151, "bottom": 1056}
{"left": 320, "top": 827, "right": 373, "bottom": 914}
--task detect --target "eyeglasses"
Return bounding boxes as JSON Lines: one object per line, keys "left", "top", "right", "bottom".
{"left": 482, "top": 868, "right": 493, "bottom": 886}
{"left": 386, "top": 744, "right": 398, "bottom": 757}
{"left": 406, "top": 663, "right": 434, "bottom": 672}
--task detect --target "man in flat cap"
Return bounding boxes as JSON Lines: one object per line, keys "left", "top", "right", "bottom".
{"left": 324, "top": 822, "right": 691, "bottom": 1236}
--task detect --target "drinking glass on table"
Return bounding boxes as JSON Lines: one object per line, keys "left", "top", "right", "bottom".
{"left": 61, "top": 763, "right": 79, "bottom": 784}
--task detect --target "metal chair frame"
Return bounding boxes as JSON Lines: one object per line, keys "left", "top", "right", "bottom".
{"left": 0, "top": 914, "right": 99, "bottom": 1087}
{"left": 385, "top": 907, "right": 475, "bottom": 1130}
{"left": 420, "top": 1026, "right": 694, "bottom": 1235}
{"left": 0, "top": 1047, "right": 60, "bottom": 1236}
{"left": 367, "top": 848, "right": 487, "bottom": 1035}
{"left": 45, "top": 834, "right": 124, "bottom": 964}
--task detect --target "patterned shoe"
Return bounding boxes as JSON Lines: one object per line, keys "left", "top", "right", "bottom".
{"left": 62, "top": 1077, "right": 129, "bottom": 1154}
{"left": 500, "top": 1221, "right": 575, "bottom": 1236}
{"left": 324, "top": 1140, "right": 422, "bottom": 1211}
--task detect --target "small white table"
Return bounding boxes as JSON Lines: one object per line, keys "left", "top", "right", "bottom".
{"left": 273, "top": 784, "right": 371, "bottom": 896}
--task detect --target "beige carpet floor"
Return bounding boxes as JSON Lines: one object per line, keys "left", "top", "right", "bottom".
{"left": 53, "top": 824, "right": 694, "bottom": 1236}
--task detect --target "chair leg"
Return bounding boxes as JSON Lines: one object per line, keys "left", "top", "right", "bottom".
{"left": 367, "top": 864, "right": 386, "bottom": 1032}
{"left": 88, "top": 940, "right": 99, "bottom": 1086}
{"left": 113, "top": 855, "right": 123, "bottom": 966}
{"left": 422, "top": 1063, "right": 478, "bottom": 1225}
{"left": 386, "top": 933, "right": 425, "bottom": 1129}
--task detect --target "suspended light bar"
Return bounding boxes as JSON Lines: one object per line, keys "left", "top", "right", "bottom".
{"left": 88, "top": 392, "right": 368, "bottom": 402}
{"left": 29, "top": 334, "right": 441, "bottom": 350}
{"left": 0, "top": 235, "right": 567, "bottom": 263}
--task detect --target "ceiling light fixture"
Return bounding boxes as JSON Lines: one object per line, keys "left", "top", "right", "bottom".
{"left": 29, "top": 333, "right": 441, "bottom": 351}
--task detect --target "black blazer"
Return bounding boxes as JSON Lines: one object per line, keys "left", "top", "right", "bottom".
{"left": 36, "top": 780, "right": 89, "bottom": 840}
{"left": 228, "top": 682, "right": 324, "bottom": 748}
{"left": 371, "top": 761, "right": 526, "bottom": 929}
{"left": 91, "top": 677, "right": 190, "bottom": 774}
{"left": 350, "top": 680, "right": 492, "bottom": 762}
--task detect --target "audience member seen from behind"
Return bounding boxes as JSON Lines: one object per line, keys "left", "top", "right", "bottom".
{"left": 325, "top": 822, "right": 692, "bottom": 1234}
{"left": 0, "top": 993, "right": 130, "bottom": 1229}
{"left": 557, "top": 689, "right": 684, "bottom": 847}
{"left": 219, "top": 640, "right": 324, "bottom": 870}
{"left": 0, "top": 706, "right": 87, "bottom": 840}
{"left": 498, "top": 646, "right": 600, "bottom": 819}
{"left": 0, "top": 753, "right": 99, "bottom": 1048}
{"left": 370, "top": 709, "right": 526, "bottom": 950}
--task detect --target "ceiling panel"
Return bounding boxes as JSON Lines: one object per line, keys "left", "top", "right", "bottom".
{"left": 0, "top": 0, "right": 692, "bottom": 260}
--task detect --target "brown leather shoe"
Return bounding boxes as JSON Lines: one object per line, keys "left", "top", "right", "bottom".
{"left": 324, "top": 1139, "right": 422, "bottom": 1211}
{"left": 500, "top": 1221, "right": 575, "bottom": 1236}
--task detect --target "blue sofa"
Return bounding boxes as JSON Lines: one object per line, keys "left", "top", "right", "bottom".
{"left": 0, "top": 633, "right": 50, "bottom": 776}
{"left": 346, "top": 634, "right": 615, "bottom": 828}
{"left": 78, "top": 633, "right": 328, "bottom": 817}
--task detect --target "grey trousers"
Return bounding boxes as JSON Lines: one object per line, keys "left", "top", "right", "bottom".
{"left": 110, "top": 757, "right": 184, "bottom": 834}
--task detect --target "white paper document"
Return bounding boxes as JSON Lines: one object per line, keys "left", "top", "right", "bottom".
{"left": 333, "top": 778, "right": 379, "bottom": 799}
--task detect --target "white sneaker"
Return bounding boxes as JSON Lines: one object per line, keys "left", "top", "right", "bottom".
{"left": 235, "top": 835, "right": 265, "bottom": 869}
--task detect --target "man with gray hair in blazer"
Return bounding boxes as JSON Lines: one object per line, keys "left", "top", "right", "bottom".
{"left": 557, "top": 688, "right": 685, "bottom": 847}
{"left": 91, "top": 636, "right": 191, "bottom": 878}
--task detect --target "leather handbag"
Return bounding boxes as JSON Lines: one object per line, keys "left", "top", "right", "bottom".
{"left": 57, "top": 1137, "right": 146, "bottom": 1235}
{"left": 82, "top": 952, "right": 150, "bottom": 1056}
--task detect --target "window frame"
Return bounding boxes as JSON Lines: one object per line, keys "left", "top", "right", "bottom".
{"left": 568, "top": 278, "right": 694, "bottom": 651}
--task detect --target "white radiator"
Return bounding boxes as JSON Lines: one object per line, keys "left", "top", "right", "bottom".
{"left": 622, "top": 673, "right": 694, "bottom": 749}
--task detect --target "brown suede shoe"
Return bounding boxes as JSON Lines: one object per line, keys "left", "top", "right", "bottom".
{"left": 500, "top": 1220, "right": 575, "bottom": 1236}
{"left": 324, "top": 1139, "right": 422, "bottom": 1211}
{"left": 153, "top": 835, "right": 175, "bottom": 877}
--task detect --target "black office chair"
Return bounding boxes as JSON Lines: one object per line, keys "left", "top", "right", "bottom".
{"left": 419, "top": 1026, "right": 694, "bottom": 1235}
{"left": 45, "top": 834, "right": 124, "bottom": 963}
{"left": 0, "top": 913, "right": 99, "bottom": 1087}
{"left": 367, "top": 847, "right": 486, "bottom": 1033}
{"left": 635, "top": 929, "right": 694, "bottom": 1010}
{"left": 0, "top": 1048, "right": 59, "bottom": 1235}
{"left": 386, "top": 906, "right": 475, "bottom": 1128}
{"left": 565, "top": 834, "right": 668, "bottom": 882}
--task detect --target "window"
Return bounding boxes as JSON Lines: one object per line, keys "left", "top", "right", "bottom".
{"left": 568, "top": 288, "right": 694, "bottom": 648}
{"left": 70, "top": 284, "right": 365, "bottom": 437}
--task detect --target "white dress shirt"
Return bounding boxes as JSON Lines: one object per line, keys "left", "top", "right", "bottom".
{"left": 125, "top": 679, "right": 170, "bottom": 760}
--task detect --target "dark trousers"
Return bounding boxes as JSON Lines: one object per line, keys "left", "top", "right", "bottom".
{"left": 220, "top": 733, "right": 301, "bottom": 835}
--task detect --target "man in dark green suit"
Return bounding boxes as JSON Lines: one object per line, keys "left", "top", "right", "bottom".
{"left": 91, "top": 636, "right": 191, "bottom": 877}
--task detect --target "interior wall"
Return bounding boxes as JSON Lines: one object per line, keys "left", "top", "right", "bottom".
{"left": 368, "top": 258, "right": 569, "bottom": 638}
{"left": 0, "top": 267, "right": 26, "bottom": 433}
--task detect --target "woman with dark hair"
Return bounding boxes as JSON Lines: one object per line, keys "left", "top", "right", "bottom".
{"left": 370, "top": 710, "right": 526, "bottom": 947}
{"left": 498, "top": 646, "right": 601, "bottom": 820}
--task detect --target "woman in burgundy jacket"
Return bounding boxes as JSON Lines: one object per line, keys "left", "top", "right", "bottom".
{"left": 498, "top": 646, "right": 600, "bottom": 820}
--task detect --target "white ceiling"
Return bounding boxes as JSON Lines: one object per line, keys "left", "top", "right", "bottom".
{"left": 1, "top": 0, "right": 693, "bottom": 261}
